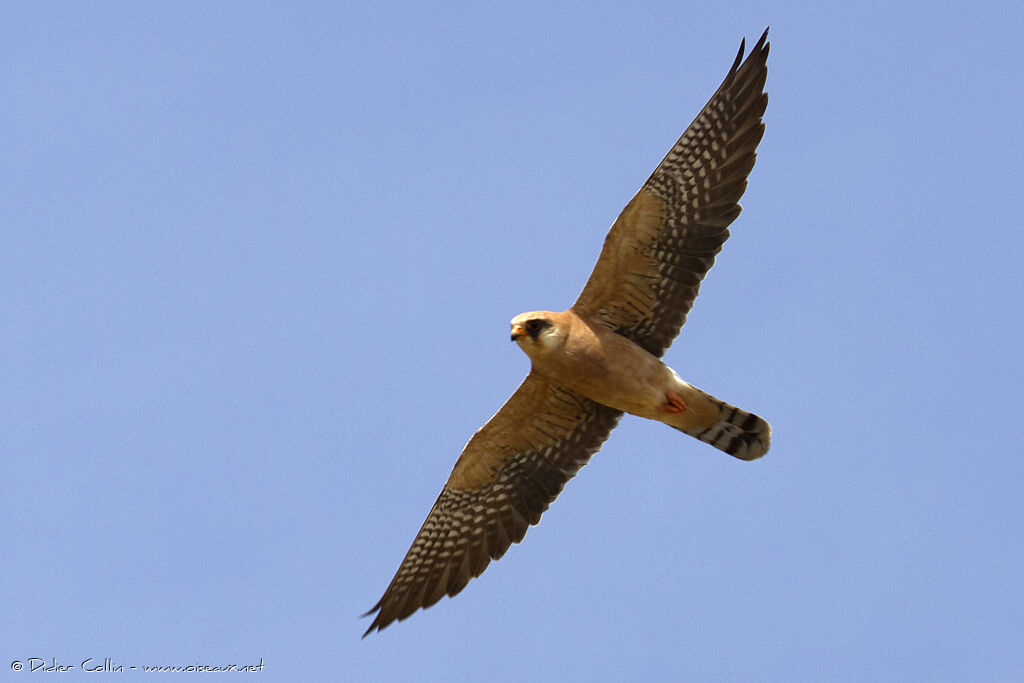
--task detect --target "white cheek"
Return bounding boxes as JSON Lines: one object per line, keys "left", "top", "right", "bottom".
{"left": 534, "top": 332, "right": 559, "bottom": 354}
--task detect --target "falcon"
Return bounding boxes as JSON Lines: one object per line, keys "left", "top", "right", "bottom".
{"left": 364, "top": 29, "right": 771, "bottom": 636}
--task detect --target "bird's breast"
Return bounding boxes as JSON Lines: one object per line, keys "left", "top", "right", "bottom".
{"left": 537, "top": 322, "right": 673, "bottom": 415}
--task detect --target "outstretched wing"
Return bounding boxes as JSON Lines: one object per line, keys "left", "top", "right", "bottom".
{"left": 572, "top": 29, "right": 769, "bottom": 358}
{"left": 363, "top": 371, "right": 622, "bottom": 636}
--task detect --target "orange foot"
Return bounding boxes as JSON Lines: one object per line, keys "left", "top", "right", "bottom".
{"left": 662, "top": 391, "right": 687, "bottom": 414}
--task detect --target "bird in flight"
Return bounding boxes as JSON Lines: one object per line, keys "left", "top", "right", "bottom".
{"left": 364, "top": 29, "right": 771, "bottom": 636}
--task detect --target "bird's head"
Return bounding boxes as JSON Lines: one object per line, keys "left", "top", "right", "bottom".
{"left": 509, "top": 311, "right": 567, "bottom": 359}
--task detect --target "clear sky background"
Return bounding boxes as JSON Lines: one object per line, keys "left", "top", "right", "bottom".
{"left": 3, "top": 2, "right": 1022, "bottom": 681}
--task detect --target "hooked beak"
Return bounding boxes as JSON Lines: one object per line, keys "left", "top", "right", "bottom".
{"left": 510, "top": 324, "right": 526, "bottom": 341}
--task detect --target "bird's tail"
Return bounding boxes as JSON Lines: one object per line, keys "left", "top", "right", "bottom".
{"left": 669, "top": 385, "right": 770, "bottom": 461}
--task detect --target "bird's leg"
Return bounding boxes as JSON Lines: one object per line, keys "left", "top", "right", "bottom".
{"left": 662, "top": 391, "right": 687, "bottom": 414}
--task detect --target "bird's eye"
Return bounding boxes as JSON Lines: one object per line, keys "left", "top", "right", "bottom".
{"left": 526, "top": 320, "right": 541, "bottom": 332}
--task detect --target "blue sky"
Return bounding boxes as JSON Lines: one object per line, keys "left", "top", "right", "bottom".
{"left": 3, "top": 2, "right": 1022, "bottom": 680}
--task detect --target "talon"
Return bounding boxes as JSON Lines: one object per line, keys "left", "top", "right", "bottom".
{"left": 663, "top": 391, "right": 687, "bottom": 414}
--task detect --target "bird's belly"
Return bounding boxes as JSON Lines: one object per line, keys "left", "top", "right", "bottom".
{"left": 547, "top": 344, "right": 676, "bottom": 417}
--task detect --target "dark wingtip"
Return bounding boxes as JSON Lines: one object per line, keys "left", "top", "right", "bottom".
{"left": 360, "top": 602, "right": 385, "bottom": 639}
{"left": 361, "top": 617, "right": 382, "bottom": 639}
{"left": 731, "top": 28, "right": 770, "bottom": 76}
{"left": 731, "top": 37, "right": 746, "bottom": 72}
{"left": 755, "top": 27, "right": 770, "bottom": 56}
